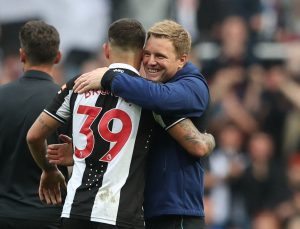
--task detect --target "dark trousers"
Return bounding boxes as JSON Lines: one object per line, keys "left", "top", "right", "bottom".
{"left": 145, "top": 215, "right": 205, "bottom": 229}
{"left": 0, "top": 217, "right": 60, "bottom": 229}
{"left": 61, "top": 218, "right": 139, "bottom": 229}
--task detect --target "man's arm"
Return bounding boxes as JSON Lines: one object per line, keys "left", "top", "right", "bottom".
{"left": 168, "top": 119, "right": 215, "bottom": 157}
{"left": 106, "top": 74, "right": 208, "bottom": 116}
{"left": 74, "top": 67, "right": 209, "bottom": 117}
{"left": 27, "top": 112, "right": 66, "bottom": 205}
{"left": 153, "top": 113, "right": 215, "bottom": 157}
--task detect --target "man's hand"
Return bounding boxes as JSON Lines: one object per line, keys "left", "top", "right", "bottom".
{"left": 47, "top": 134, "right": 74, "bottom": 166}
{"left": 202, "top": 132, "right": 216, "bottom": 156}
{"left": 73, "top": 67, "right": 109, "bottom": 93}
{"left": 39, "top": 168, "right": 67, "bottom": 205}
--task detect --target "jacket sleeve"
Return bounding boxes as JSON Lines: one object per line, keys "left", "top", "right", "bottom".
{"left": 101, "top": 71, "right": 209, "bottom": 117}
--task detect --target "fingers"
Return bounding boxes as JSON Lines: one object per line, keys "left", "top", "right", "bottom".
{"left": 73, "top": 82, "right": 87, "bottom": 94}
{"left": 74, "top": 74, "right": 90, "bottom": 93}
{"left": 204, "top": 133, "right": 216, "bottom": 156}
{"left": 48, "top": 188, "right": 58, "bottom": 205}
{"left": 53, "top": 184, "right": 62, "bottom": 204}
{"left": 59, "top": 134, "right": 72, "bottom": 143}
{"left": 47, "top": 145, "right": 62, "bottom": 164}
{"left": 39, "top": 186, "right": 46, "bottom": 203}
{"left": 47, "top": 145, "right": 60, "bottom": 156}
{"left": 48, "top": 158, "right": 61, "bottom": 165}
{"left": 39, "top": 185, "right": 63, "bottom": 205}
{"left": 41, "top": 187, "right": 52, "bottom": 204}
{"left": 47, "top": 144, "right": 59, "bottom": 151}
{"left": 62, "top": 180, "right": 67, "bottom": 191}
{"left": 76, "top": 83, "right": 93, "bottom": 94}
{"left": 73, "top": 67, "right": 109, "bottom": 93}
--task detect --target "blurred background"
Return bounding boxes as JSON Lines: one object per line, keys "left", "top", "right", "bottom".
{"left": 1, "top": 0, "right": 300, "bottom": 228}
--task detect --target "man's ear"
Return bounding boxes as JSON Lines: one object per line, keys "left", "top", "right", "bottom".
{"left": 178, "top": 54, "right": 188, "bottom": 69}
{"left": 54, "top": 51, "right": 62, "bottom": 64}
{"left": 103, "top": 43, "right": 109, "bottom": 59}
{"left": 19, "top": 48, "right": 26, "bottom": 63}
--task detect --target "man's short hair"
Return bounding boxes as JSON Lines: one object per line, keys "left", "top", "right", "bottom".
{"left": 108, "top": 18, "right": 146, "bottom": 51}
{"left": 19, "top": 20, "right": 60, "bottom": 65}
{"left": 147, "top": 20, "right": 191, "bottom": 57}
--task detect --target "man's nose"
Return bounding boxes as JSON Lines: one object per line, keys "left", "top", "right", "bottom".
{"left": 148, "top": 55, "right": 157, "bottom": 65}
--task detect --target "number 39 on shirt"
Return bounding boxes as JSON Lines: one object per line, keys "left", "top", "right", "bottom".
{"left": 74, "top": 105, "right": 132, "bottom": 162}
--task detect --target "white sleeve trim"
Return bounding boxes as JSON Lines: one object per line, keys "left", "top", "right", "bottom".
{"left": 165, "top": 118, "right": 187, "bottom": 131}
{"left": 43, "top": 109, "right": 66, "bottom": 124}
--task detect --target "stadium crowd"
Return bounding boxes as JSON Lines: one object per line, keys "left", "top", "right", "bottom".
{"left": 1, "top": 0, "right": 300, "bottom": 228}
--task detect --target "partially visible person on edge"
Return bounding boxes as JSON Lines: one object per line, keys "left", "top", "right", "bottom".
{"left": 73, "top": 19, "right": 211, "bottom": 229}
{"left": 251, "top": 210, "right": 281, "bottom": 229}
{"left": 0, "top": 20, "right": 69, "bottom": 229}
{"left": 27, "top": 18, "right": 214, "bottom": 229}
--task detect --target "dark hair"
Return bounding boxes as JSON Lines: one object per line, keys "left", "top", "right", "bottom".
{"left": 19, "top": 20, "right": 60, "bottom": 65}
{"left": 108, "top": 18, "right": 146, "bottom": 51}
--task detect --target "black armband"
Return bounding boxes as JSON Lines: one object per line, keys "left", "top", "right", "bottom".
{"left": 101, "top": 69, "right": 119, "bottom": 90}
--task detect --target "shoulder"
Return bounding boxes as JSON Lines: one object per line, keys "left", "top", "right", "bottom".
{"left": 174, "top": 62, "right": 207, "bottom": 83}
{"left": 65, "top": 75, "right": 80, "bottom": 89}
{"left": 0, "top": 80, "right": 20, "bottom": 95}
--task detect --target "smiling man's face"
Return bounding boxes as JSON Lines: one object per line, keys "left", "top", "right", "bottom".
{"left": 142, "top": 35, "right": 185, "bottom": 83}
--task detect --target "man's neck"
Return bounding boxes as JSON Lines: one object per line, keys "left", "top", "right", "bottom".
{"left": 23, "top": 64, "right": 54, "bottom": 76}
{"left": 109, "top": 49, "right": 141, "bottom": 71}
{"left": 109, "top": 58, "right": 140, "bottom": 71}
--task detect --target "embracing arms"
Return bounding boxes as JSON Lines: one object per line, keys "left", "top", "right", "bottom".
{"left": 71, "top": 67, "right": 215, "bottom": 157}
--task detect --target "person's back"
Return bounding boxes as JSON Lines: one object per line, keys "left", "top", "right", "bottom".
{"left": 0, "top": 20, "right": 67, "bottom": 229}
{"left": 40, "top": 18, "right": 152, "bottom": 229}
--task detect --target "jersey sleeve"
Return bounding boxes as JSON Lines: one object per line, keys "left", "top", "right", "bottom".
{"left": 152, "top": 112, "right": 186, "bottom": 131}
{"left": 44, "top": 77, "right": 76, "bottom": 124}
{"left": 101, "top": 71, "right": 209, "bottom": 118}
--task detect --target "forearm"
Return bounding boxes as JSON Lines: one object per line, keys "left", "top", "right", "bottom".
{"left": 103, "top": 73, "right": 209, "bottom": 116}
{"left": 27, "top": 112, "right": 61, "bottom": 171}
{"left": 167, "top": 119, "right": 215, "bottom": 157}
{"left": 27, "top": 138, "right": 57, "bottom": 172}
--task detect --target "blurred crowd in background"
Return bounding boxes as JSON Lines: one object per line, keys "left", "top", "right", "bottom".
{"left": 1, "top": 0, "right": 300, "bottom": 229}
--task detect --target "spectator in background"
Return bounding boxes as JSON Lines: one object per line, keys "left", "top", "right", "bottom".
{"left": 0, "top": 0, "right": 111, "bottom": 81}
{"left": 236, "top": 132, "right": 288, "bottom": 221}
{"left": 0, "top": 54, "right": 22, "bottom": 84}
{"left": 203, "top": 15, "right": 256, "bottom": 82}
{"left": 275, "top": 153, "right": 300, "bottom": 224}
{"left": 266, "top": 42, "right": 300, "bottom": 159}
{"left": 286, "top": 215, "right": 300, "bottom": 229}
{"left": 0, "top": 20, "right": 69, "bottom": 229}
{"left": 111, "top": 0, "right": 172, "bottom": 30}
{"left": 283, "top": 0, "right": 300, "bottom": 39}
{"left": 251, "top": 210, "right": 281, "bottom": 229}
{"left": 196, "top": 0, "right": 262, "bottom": 41}
{"left": 205, "top": 123, "right": 247, "bottom": 229}
{"left": 203, "top": 17, "right": 260, "bottom": 137}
